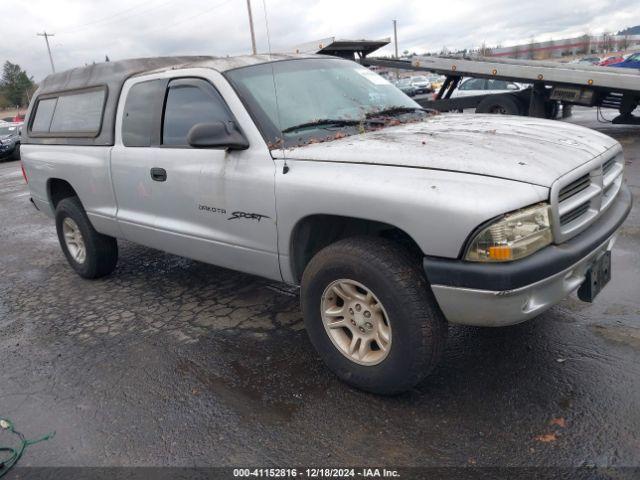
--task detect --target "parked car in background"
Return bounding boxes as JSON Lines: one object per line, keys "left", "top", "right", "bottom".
{"left": 599, "top": 55, "right": 625, "bottom": 66}
{"left": 395, "top": 78, "right": 417, "bottom": 96}
{"left": 607, "top": 52, "right": 640, "bottom": 69}
{"left": 409, "top": 75, "right": 432, "bottom": 94}
{"left": 570, "top": 56, "right": 601, "bottom": 65}
{"left": 450, "top": 78, "right": 525, "bottom": 98}
{"left": 1, "top": 113, "right": 25, "bottom": 123}
{"left": 427, "top": 74, "right": 445, "bottom": 91}
{"left": 0, "top": 123, "right": 21, "bottom": 161}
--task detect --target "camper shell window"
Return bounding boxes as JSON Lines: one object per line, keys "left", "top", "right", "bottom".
{"left": 30, "top": 87, "right": 107, "bottom": 137}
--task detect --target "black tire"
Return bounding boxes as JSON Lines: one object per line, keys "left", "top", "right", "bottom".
{"left": 545, "top": 100, "right": 560, "bottom": 120}
{"left": 55, "top": 196, "right": 118, "bottom": 279}
{"left": 476, "top": 94, "right": 523, "bottom": 115}
{"left": 11, "top": 143, "right": 20, "bottom": 161}
{"left": 301, "top": 236, "right": 447, "bottom": 395}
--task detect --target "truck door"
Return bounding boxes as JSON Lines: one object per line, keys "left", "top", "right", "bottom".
{"left": 112, "top": 74, "right": 280, "bottom": 280}
{"left": 111, "top": 78, "right": 165, "bottom": 247}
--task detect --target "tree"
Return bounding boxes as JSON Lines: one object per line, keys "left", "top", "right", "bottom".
{"left": 479, "top": 42, "right": 492, "bottom": 57}
{"left": 0, "top": 62, "right": 35, "bottom": 107}
{"left": 580, "top": 33, "right": 591, "bottom": 54}
{"left": 620, "top": 35, "right": 630, "bottom": 51}
{"left": 602, "top": 32, "right": 613, "bottom": 53}
{"left": 0, "top": 93, "right": 10, "bottom": 109}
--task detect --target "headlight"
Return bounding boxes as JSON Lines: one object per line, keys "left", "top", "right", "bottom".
{"left": 465, "top": 203, "right": 552, "bottom": 262}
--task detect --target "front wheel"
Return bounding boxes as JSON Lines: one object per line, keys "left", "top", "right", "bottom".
{"left": 301, "top": 237, "right": 447, "bottom": 395}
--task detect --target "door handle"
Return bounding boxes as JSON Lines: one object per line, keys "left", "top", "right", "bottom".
{"left": 150, "top": 167, "right": 167, "bottom": 182}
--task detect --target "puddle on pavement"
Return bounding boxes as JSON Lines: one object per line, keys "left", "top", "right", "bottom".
{"left": 176, "top": 357, "right": 301, "bottom": 424}
{"left": 558, "top": 391, "right": 575, "bottom": 411}
{"left": 591, "top": 324, "right": 640, "bottom": 349}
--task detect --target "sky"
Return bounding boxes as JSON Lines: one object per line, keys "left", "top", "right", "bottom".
{"left": 2, "top": 0, "right": 639, "bottom": 81}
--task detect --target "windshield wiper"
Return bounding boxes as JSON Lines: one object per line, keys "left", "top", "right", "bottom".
{"left": 281, "top": 118, "right": 366, "bottom": 134}
{"left": 365, "top": 106, "right": 427, "bottom": 118}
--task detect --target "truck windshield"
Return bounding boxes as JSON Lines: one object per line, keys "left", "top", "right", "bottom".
{"left": 225, "top": 58, "right": 423, "bottom": 148}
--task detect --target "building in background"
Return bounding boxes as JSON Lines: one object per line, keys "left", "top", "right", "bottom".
{"left": 488, "top": 34, "right": 640, "bottom": 59}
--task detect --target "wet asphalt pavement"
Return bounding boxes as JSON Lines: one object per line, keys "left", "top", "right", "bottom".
{"left": 0, "top": 109, "right": 639, "bottom": 474}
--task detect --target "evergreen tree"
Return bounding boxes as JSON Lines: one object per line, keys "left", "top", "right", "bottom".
{"left": 0, "top": 62, "right": 35, "bottom": 107}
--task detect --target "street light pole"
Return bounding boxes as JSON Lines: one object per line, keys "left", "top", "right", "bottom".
{"left": 246, "top": 0, "right": 257, "bottom": 55}
{"left": 37, "top": 31, "right": 56, "bottom": 73}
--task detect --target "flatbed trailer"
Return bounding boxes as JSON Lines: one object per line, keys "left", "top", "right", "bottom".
{"left": 361, "top": 55, "right": 640, "bottom": 124}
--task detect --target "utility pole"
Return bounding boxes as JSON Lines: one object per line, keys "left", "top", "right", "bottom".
{"left": 246, "top": 0, "right": 257, "bottom": 55}
{"left": 37, "top": 31, "right": 56, "bottom": 73}
{"left": 392, "top": 20, "right": 399, "bottom": 80}
{"left": 393, "top": 20, "right": 399, "bottom": 58}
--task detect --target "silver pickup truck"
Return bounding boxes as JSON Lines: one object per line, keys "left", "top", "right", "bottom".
{"left": 21, "top": 54, "right": 632, "bottom": 394}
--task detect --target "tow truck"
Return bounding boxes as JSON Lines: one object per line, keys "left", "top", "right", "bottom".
{"left": 362, "top": 54, "right": 640, "bottom": 124}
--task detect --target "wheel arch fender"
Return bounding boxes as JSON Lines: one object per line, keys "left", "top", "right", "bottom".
{"left": 287, "top": 214, "right": 423, "bottom": 285}
{"left": 47, "top": 177, "right": 80, "bottom": 210}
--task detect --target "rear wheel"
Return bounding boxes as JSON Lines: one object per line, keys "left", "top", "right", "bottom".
{"left": 55, "top": 196, "right": 118, "bottom": 279}
{"left": 301, "top": 237, "right": 447, "bottom": 395}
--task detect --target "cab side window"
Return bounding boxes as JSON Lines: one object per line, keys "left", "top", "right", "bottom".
{"left": 122, "top": 79, "right": 164, "bottom": 147}
{"left": 162, "top": 79, "right": 232, "bottom": 146}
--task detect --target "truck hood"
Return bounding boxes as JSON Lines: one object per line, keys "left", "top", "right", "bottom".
{"left": 273, "top": 114, "right": 619, "bottom": 187}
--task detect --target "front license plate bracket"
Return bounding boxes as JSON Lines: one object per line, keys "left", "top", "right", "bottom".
{"left": 578, "top": 251, "right": 611, "bottom": 302}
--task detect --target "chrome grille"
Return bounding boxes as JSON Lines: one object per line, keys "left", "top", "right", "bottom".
{"left": 602, "top": 157, "right": 616, "bottom": 175}
{"left": 560, "top": 201, "right": 590, "bottom": 225}
{"left": 558, "top": 174, "right": 590, "bottom": 202}
{"left": 550, "top": 148, "right": 624, "bottom": 243}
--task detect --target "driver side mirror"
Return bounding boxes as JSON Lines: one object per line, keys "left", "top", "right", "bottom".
{"left": 187, "top": 121, "right": 249, "bottom": 150}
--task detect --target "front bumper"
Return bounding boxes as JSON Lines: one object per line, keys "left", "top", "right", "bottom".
{"left": 424, "top": 185, "right": 632, "bottom": 327}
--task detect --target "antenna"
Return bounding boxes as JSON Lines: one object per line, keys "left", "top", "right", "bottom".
{"left": 262, "top": 0, "right": 287, "bottom": 170}
{"left": 262, "top": 0, "right": 273, "bottom": 56}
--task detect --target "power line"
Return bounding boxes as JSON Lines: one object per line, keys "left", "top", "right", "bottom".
{"left": 37, "top": 0, "right": 234, "bottom": 68}
{"left": 136, "top": 0, "right": 233, "bottom": 36}
{"left": 56, "top": 0, "right": 176, "bottom": 34}
{"left": 36, "top": 31, "right": 56, "bottom": 73}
